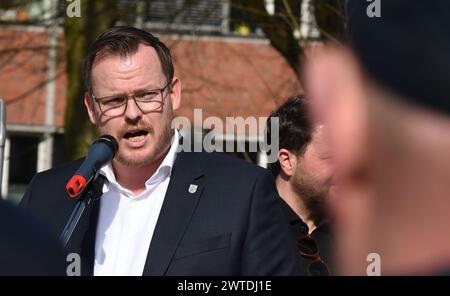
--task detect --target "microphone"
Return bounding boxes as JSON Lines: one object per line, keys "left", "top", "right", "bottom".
{"left": 66, "top": 135, "right": 118, "bottom": 198}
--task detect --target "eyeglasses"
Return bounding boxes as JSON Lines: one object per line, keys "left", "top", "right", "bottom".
{"left": 297, "top": 234, "right": 330, "bottom": 276}
{"left": 90, "top": 81, "right": 171, "bottom": 117}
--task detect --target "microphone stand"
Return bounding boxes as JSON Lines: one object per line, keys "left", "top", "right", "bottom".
{"left": 59, "top": 177, "right": 98, "bottom": 247}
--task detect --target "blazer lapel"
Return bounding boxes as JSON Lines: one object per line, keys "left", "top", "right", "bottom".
{"left": 143, "top": 151, "right": 205, "bottom": 275}
{"left": 64, "top": 175, "right": 105, "bottom": 276}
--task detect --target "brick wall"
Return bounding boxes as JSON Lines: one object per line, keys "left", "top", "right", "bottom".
{"left": 0, "top": 27, "right": 301, "bottom": 133}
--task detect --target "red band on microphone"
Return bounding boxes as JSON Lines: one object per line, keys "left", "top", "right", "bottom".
{"left": 66, "top": 175, "right": 87, "bottom": 198}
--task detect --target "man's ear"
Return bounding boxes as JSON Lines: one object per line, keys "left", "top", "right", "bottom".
{"left": 278, "top": 148, "right": 297, "bottom": 177}
{"left": 84, "top": 92, "right": 97, "bottom": 125}
{"left": 169, "top": 76, "right": 181, "bottom": 111}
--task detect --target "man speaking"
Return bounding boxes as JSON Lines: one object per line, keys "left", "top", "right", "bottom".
{"left": 20, "top": 26, "right": 299, "bottom": 276}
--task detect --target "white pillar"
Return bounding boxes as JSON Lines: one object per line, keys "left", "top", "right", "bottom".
{"left": 37, "top": 133, "right": 54, "bottom": 173}
{"left": 39, "top": 0, "right": 58, "bottom": 174}
{"left": 45, "top": 0, "right": 57, "bottom": 128}
{"left": 2, "top": 137, "right": 10, "bottom": 200}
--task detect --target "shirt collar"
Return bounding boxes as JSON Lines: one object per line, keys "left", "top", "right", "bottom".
{"left": 99, "top": 129, "right": 180, "bottom": 189}
{"left": 278, "top": 198, "right": 310, "bottom": 235}
{"left": 278, "top": 197, "right": 330, "bottom": 235}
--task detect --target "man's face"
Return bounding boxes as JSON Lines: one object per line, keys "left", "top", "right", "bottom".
{"left": 85, "top": 44, "right": 181, "bottom": 167}
{"left": 292, "top": 126, "right": 335, "bottom": 205}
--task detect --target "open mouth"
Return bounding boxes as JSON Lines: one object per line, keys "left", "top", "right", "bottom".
{"left": 123, "top": 129, "right": 149, "bottom": 142}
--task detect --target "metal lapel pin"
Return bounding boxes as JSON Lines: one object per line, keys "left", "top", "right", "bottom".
{"left": 188, "top": 184, "right": 198, "bottom": 194}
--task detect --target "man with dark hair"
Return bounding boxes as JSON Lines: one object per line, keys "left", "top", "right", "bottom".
{"left": 305, "top": 1, "right": 450, "bottom": 275}
{"left": 267, "top": 96, "right": 336, "bottom": 275}
{"left": 20, "top": 26, "right": 299, "bottom": 276}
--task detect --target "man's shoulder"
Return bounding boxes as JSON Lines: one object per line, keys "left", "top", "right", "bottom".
{"left": 33, "top": 158, "right": 84, "bottom": 183}
{"left": 185, "top": 151, "right": 270, "bottom": 178}
{"left": 20, "top": 158, "right": 87, "bottom": 234}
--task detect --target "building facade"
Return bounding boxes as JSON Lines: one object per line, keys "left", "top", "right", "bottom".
{"left": 0, "top": 0, "right": 318, "bottom": 202}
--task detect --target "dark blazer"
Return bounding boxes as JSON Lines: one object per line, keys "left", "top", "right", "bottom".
{"left": 0, "top": 199, "right": 66, "bottom": 275}
{"left": 21, "top": 151, "right": 300, "bottom": 276}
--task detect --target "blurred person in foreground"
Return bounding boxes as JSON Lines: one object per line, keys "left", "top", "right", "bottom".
{"left": 20, "top": 26, "right": 298, "bottom": 276}
{"left": 304, "top": 0, "right": 450, "bottom": 275}
{"left": 0, "top": 199, "right": 66, "bottom": 275}
{"left": 267, "top": 96, "right": 336, "bottom": 275}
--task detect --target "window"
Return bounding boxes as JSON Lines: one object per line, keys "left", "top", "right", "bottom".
{"left": 119, "top": 0, "right": 228, "bottom": 35}
{"left": 7, "top": 135, "right": 39, "bottom": 203}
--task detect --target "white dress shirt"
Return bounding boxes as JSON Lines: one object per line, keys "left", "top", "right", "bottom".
{"left": 93, "top": 131, "right": 179, "bottom": 276}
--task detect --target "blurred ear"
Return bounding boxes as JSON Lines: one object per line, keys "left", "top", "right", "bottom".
{"left": 278, "top": 148, "right": 298, "bottom": 177}
{"left": 84, "top": 92, "right": 97, "bottom": 125}
{"left": 169, "top": 76, "right": 181, "bottom": 111}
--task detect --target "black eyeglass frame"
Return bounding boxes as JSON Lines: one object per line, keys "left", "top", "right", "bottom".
{"left": 89, "top": 81, "right": 171, "bottom": 117}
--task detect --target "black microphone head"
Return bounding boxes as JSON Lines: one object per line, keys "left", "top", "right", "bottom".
{"left": 66, "top": 135, "right": 119, "bottom": 198}
{"left": 86, "top": 135, "right": 119, "bottom": 170}
{"left": 93, "top": 135, "right": 119, "bottom": 157}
